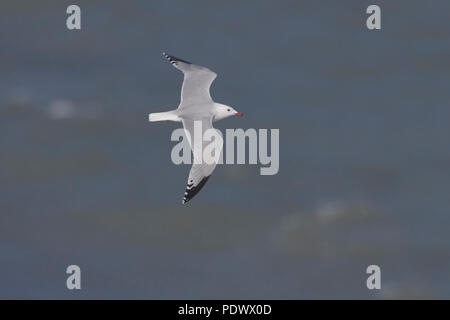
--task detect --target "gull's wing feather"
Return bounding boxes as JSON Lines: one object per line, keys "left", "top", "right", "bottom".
{"left": 163, "top": 53, "right": 217, "bottom": 108}
{"left": 181, "top": 117, "right": 222, "bottom": 204}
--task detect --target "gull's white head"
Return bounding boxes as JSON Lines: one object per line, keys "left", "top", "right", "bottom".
{"left": 213, "top": 103, "right": 244, "bottom": 121}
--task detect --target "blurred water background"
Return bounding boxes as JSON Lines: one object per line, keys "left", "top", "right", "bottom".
{"left": 1, "top": 0, "right": 450, "bottom": 299}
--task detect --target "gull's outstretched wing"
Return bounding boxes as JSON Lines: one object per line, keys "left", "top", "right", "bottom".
{"left": 163, "top": 52, "right": 217, "bottom": 108}
{"left": 181, "top": 117, "right": 223, "bottom": 204}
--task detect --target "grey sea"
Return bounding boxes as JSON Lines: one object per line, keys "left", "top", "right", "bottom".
{"left": 1, "top": 0, "right": 449, "bottom": 299}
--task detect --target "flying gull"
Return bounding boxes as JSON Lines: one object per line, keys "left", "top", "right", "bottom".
{"left": 149, "top": 53, "right": 243, "bottom": 204}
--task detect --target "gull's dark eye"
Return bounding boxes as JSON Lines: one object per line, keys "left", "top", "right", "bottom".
{"left": 227, "top": 109, "right": 230, "bottom": 111}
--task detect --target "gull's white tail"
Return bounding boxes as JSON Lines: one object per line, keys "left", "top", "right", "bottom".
{"left": 148, "top": 110, "right": 180, "bottom": 122}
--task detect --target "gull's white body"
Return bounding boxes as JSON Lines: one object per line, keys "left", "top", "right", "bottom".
{"left": 148, "top": 102, "right": 236, "bottom": 123}
{"left": 149, "top": 53, "right": 243, "bottom": 204}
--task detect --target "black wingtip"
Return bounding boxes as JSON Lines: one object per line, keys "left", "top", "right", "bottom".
{"left": 182, "top": 176, "right": 211, "bottom": 204}
{"left": 162, "top": 52, "right": 192, "bottom": 65}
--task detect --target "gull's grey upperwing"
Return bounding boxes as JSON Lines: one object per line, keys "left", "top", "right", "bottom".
{"left": 163, "top": 52, "right": 217, "bottom": 108}
{"left": 181, "top": 117, "right": 223, "bottom": 204}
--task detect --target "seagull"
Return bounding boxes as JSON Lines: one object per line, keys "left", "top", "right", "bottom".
{"left": 149, "top": 53, "right": 244, "bottom": 204}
